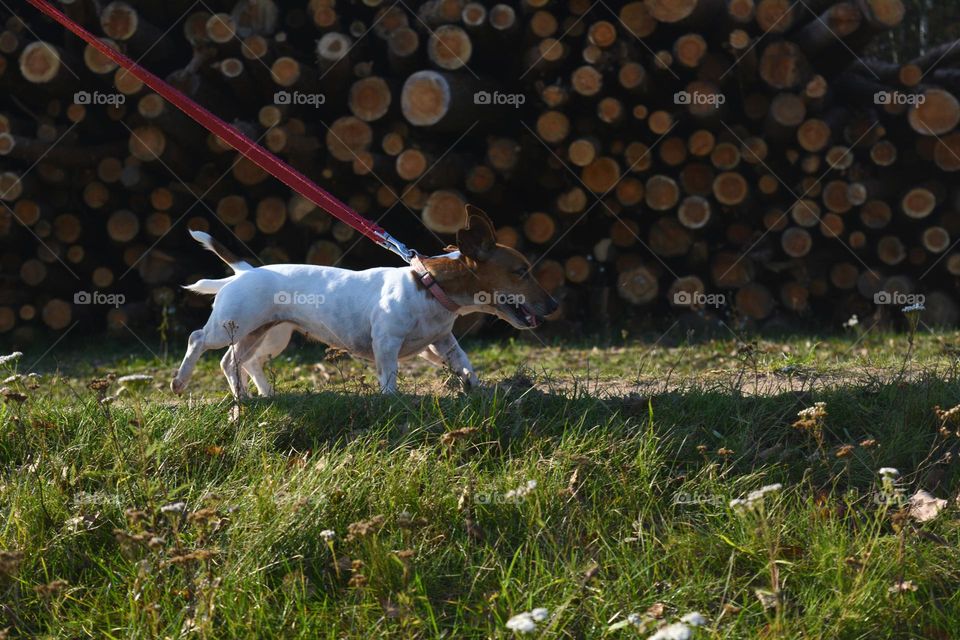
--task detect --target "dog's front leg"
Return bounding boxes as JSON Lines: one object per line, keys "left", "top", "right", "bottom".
{"left": 372, "top": 333, "right": 403, "bottom": 393}
{"left": 428, "top": 333, "right": 480, "bottom": 389}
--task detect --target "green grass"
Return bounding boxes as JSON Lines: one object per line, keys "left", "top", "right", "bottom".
{"left": 2, "top": 329, "right": 960, "bottom": 638}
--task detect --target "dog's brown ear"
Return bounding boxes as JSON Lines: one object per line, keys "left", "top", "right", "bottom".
{"left": 457, "top": 205, "right": 497, "bottom": 260}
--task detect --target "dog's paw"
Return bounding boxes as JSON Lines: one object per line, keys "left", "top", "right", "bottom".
{"left": 461, "top": 375, "right": 486, "bottom": 394}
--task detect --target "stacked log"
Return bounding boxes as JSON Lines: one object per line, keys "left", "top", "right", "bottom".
{"left": 2, "top": 0, "right": 960, "bottom": 342}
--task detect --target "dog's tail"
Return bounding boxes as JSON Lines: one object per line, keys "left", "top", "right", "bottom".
{"left": 182, "top": 277, "right": 234, "bottom": 295}
{"left": 189, "top": 229, "right": 253, "bottom": 273}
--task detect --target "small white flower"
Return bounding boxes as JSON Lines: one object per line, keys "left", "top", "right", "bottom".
{"left": 505, "top": 479, "right": 538, "bottom": 501}
{"left": 320, "top": 529, "right": 336, "bottom": 542}
{"left": 843, "top": 314, "right": 859, "bottom": 328}
{"left": 902, "top": 303, "right": 925, "bottom": 314}
{"left": 648, "top": 622, "right": 692, "bottom": 640}
{"left": 506, "top": 612, "right": 537, "bottom": 634}
{"left": 879, "top": 467, "right": 899, "bottom": 478}
{"left": 0, "top": 352, "right": 23, "bottom": 367}
{"left": 530, "top": 607, "right": 548, "bottom": 622}
{"left": 679, "top": 612, "right": 707, "bottom": 627}
{"left": 732, "top": 483, "right": 783, "bottom": 512}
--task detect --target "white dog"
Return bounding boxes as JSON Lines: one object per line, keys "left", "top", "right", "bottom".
{"left": 171, "top": 206, "right": 558, "bottom": 396}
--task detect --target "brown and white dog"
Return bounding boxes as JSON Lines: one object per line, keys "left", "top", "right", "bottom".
{"left": 171, "top": 206, "right": 558, "bottom": 396}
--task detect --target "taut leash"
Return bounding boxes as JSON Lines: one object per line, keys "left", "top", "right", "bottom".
{"left": 26, "top": 0, "right": 415, "bottom": 264}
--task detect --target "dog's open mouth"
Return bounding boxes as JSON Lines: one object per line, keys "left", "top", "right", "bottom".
{"left": 507, "top": 302, "right": 541, "bottom": 328}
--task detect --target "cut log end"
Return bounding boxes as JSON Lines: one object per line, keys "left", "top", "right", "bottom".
{"left": 902, "top": 187, "right": 936, "bottom": 219}
{"left": 401, "top": 70, "right": 451, "bottom": 127}
{"left": 422, "top": 190, "right": 467, "bottom": 233}
{"left": 349, "top": 76, "right": 392, "bottom": 122}
{"left": 617, "top": 265, "right": 658, "bottom": 305}
{"left": 19, "top": 41, "right": 61, "bottom": 83}
{"left": 781, "top": 227, "right": 812, "bottom": 257}
{"left": 428, "top": 25, "right": 472, "bottom": 70}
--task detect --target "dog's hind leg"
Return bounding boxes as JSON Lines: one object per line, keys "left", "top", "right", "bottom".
{"left": 241, "top": 323, "right": 295, "bottom": 397}
{"left": 418, "top": 348, "right": 446, "bottom": 368}
{"left": 220, "top": 346, "right": 251, "bottom": 399}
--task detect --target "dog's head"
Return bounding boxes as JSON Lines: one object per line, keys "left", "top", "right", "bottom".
{"left": 446, "top": 205, "right": 559, "bottom": 329}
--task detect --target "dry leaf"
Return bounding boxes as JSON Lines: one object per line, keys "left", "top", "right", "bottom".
{"left": 888, "top": 579, "right": 918, "bottom": 594}
{"left": 908, "top": 490, "right": 947, "bottom": 523}
{"left": 754, "top": 589, "right": 779, "bottom": 610}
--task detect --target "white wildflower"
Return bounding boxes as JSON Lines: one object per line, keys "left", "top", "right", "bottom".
{"left": 878, "top": 467, "right": 899, "bottom": 478}
{"left": 530, "top": 607, "right": 548, "bottom": 622}
{"left": 902, "top": 303, "right": 925, "bottom": 314}
{"left": 679, "top": 612, "right": 707, "bottom": 627}
{"left": 731, "top": 483, "right": 783, "bottom": 512}
{"left": 320, "top": 529, "right": 336, "bottom": 542}
{"left": 797, "top": 402, "right": 827, "bottom": 419}
{"left": 0, "top": 352, "right": 23, "bottom": 367}
{"left": 843, "top": 314, "right": 859, "bottom": 328}
{"left": 648, "top": 622, "right": 692, "bottom": 640}
{"left": 506, "top": 612, "right": 537, "bottom": 634}
{"left": 505, "top": 479, "right": 538, "bottom": 501}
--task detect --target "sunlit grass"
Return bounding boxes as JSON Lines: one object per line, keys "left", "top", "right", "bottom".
{"left": 1, "top": 331, "right": 959, "bottom": 637}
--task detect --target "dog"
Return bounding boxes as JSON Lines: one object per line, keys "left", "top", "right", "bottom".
{"left": 171, "top": 206, "right": 558, "bottom": 396}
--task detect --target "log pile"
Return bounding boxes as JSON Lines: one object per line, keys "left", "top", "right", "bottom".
{"left": 2, "top": 0, "right": 960, "bottom": 342}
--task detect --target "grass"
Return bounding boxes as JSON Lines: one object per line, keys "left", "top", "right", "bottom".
{"left": 2, "top": 327, "right": 960, "bottom": 638}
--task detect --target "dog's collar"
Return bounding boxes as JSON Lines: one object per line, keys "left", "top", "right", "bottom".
{"left": 410, "top": 254, "right": 460, "bottom": 313}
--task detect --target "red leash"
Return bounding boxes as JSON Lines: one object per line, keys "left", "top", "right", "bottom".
{"left": 26, "top": 0, "right": 414, "bottom": 263}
